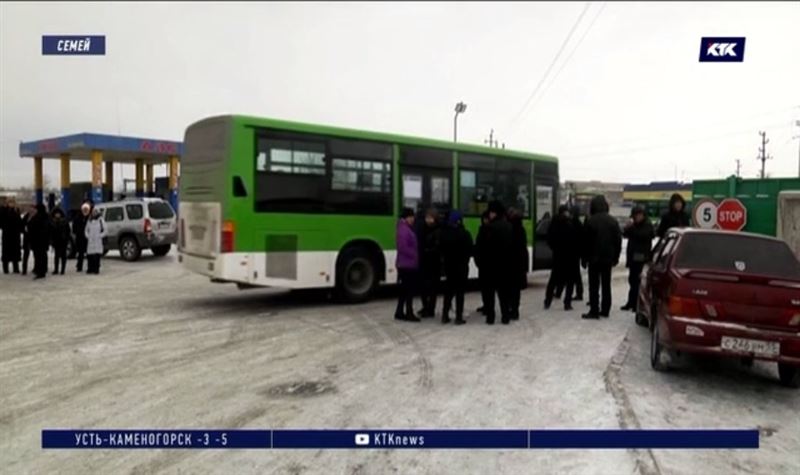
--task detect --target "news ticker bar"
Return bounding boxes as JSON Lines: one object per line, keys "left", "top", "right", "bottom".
{"left": 42, "top": 430, "right": 759, "bottom": 449}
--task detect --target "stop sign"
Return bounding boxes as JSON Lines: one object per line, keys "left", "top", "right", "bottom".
{"left": 716, "top": 198, "right": 747, "bottom": 231}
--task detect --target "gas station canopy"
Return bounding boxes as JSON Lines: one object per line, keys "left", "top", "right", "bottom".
{"left": 19, "top": 132, "right": 183, "bottom": 163}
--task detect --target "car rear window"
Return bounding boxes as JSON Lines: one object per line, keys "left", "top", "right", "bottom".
{"left": 674, "top": 233, "right": 800, "bottom": 279}
{"left": 148, "top": 202, "right": 175, "bottom": 219}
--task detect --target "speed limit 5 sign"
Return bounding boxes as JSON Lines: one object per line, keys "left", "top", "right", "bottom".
{"left": 693, "top": 199, "right": 718, "bottom": 229}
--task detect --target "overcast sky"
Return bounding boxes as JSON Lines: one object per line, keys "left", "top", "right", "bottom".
{"left": 1, "top": 1, "right": 799, "bottom": 189}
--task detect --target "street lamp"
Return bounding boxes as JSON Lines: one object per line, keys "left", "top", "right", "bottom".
{"left": 453, "top": 102, "right": 467, "bottom": 142}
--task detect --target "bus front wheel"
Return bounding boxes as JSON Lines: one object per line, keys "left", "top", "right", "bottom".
{"left": 336, "top": 247, "right": 377, "bottom": 303}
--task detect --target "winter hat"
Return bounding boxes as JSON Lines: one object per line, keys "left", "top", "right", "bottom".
{"left": 448, "top": 210, "right": 463, "bottom": 225}
{"left": 487, "top": 200, "right": 505, "bottom": 216}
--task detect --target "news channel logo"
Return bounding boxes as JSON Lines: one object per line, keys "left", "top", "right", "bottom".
{"left": 355, "top": 433, "right": 370, "bottom": 446}
{"left": 699, "top": 37, "right": 745, "bottom": 62}
{"left": 42, "top": 35, "right": 106, "bottom": 55}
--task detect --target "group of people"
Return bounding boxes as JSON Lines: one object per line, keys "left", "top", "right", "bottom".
{"left": 0, "top": 199, "right": 108, "bottom": 279}
{"left": 543, "top": 192, "right": 690, "bottom": 319}
{"left": 394, "top": 191, "right": 691, "bottom": 325}
{"left": 395, "top": 200, "right": 529, "bottom": 325}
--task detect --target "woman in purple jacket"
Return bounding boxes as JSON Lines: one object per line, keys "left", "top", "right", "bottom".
{"left": 395, "top": 207, "right": 420, "bottom": 322}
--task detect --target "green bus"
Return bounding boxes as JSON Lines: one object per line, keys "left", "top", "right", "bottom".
{"left": 178, "top": 115, "right": 559, "bottom": 301}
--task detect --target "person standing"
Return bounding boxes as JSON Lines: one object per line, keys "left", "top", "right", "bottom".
{"left": 545, "top": 205, "right": 578, "bottom": 310}
{"left": 440, "top": 210, "right": 473, "bottom": 325}
{"left": 417, "top": 208, "right": 442, "bottom": 318}
{"left": 581, "top": 195, "right": 622, "bottom": 320}
{"left": 621, "top": 206, "right": 655, "bottom": 311}
{"left": 507, "top": 207, "right": 529, "bottom": 320}
{"left": 20, "top": 204, "right": 36, "bottom": 275}
{"left": 84, "top": 208, "right": 107, "bottom": 275}
{"left": 395, "top": 208, "right": 420, "bottom": 322}
{"left": 28, "top": 204, "right": 51, "bottom": 280}
{"left": 72, "top": 202, "right": 91, "bottom": 272}
{"left": 1, "top": 199, "right": 23, "bottom": 274}
{"left": 484, "top": 200, "right": 514, "bottom": 325}
{"left": 657, "top": 193, "right": 690, "bottom": 239}
{"left": 568, "top": 204, "right": 585, "bottom": 303}
{"left": 474, "top": 210, "right": 491, "bottom": 315}
{"left": 50, "top": 208, "right": 71, "bottom": 275}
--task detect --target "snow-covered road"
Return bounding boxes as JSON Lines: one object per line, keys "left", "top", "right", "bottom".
{"left": 1, "top": 255, "right": 797, "bottom": 474}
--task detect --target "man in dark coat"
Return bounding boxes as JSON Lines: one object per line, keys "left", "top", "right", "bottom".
{"left": 507, "top": 207, "right": 529, "bottom": 320}
{"left": 545, "top": 205, "right": 580, "bottom": 310}
{"left": 27, "top": 204, "right": 51, "bottom": 280}
{"left": 581, "top": 195, "right": 622, "bottom": 319}
{"left": 417, "top": 208, "right": 442, "bottom": 318}
{"left": 483, "top": 200, "right": 514, "bottom": 325}
{"left": 621, "top": 206, "right": 655, "bottom": 311}
{"left": 50, "top": 208, "right": 71, "bottom": 275}
{"left": 1, "top": 199, "right": 23, "bottom": 274}
{"left": 657, "top": 193, "right": 690, "bottom": 239}
{"left": 474, "top": 210, "right": 491, "bottom": 315}
{"left": 568, "top": 204, "right": 584, "bottom": 302}
{"left": 20, "top": 204, "right": 36, "bottom": 275}
{"left": 440, "top": 210, "right": 473, "bottom": 324}
{"left": 72, "top": 201, "right": 92, "bottom": 272}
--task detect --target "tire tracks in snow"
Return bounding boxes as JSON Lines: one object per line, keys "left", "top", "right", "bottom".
{"left": 603, "top": 329, "right": 662, "bottom": 475}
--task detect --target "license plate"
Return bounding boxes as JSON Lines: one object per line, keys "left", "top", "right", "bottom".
{"left": 158, "top": 222, "right": 170, "bottom": 229}
{"left": 720, "top": 336, "right": 779, "bottom": 357}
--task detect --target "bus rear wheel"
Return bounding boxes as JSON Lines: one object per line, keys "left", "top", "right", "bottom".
{"left": 336, "top": 247, "right": 377, "bottom": 303}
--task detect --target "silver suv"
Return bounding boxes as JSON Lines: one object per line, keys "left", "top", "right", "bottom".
{"left": 95, "top": 198, "right": 178, "bottom": 262}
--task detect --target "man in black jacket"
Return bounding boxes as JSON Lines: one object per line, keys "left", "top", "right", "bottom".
{"left": 72, "top": 201, "right": 92, "bottom": 272}
{"left": 657, "top": 193, "right": 690, "bottom": 239}
{"left": 50, "top": 208, "right": 71, "bottom": 275}
{"left": 1, "top": 199, "right": 23, "bottom": 274}
{"left": 581, "top": 195, "right": 622, "bottom": 319}
{"left": 545, "top": 205, "right": 575, "bottom": 310}
{"left": 417, "top": 208, "right": 442, "bottom": 318}
{"left": 484, "top": 200, "right": 514, "bottom": 325}
{"left": 621, "top": 206, "right": 655, "bottom": 311}
{"left": 28, "top": 204, "right": 51, "bottom": 280}
{"left": 440, "top": 210, "right": 473, "bottom": 324}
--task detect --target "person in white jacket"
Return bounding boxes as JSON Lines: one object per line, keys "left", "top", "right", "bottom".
{"left": 84, "top": 208, "right": 107, "bottom": 274}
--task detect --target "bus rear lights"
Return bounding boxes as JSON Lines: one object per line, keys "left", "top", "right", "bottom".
{"left": 221, "top": 220, "right": 235, "bottom": 253}
{"left": 685, "top": 325, "right": 705, "bottom": 337}
{"left": 789, "top": 314, "right": 800, "bottom": 326}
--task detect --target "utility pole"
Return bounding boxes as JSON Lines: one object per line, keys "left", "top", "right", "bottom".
{"left": 453, "top": 102, "right": 467, "bottom": 142}
{"left": 757, "top": 131, "right": 772, "bottom": 179}
{"left": 735, "top": 159, "right": 741, "bottom": 177}
{"left": 484, "top": 129, "right": 495, "bottom": 148}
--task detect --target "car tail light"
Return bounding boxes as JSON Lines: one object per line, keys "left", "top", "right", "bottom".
{"left": 668, "top": 296, "right": 702, "bottom": 317}
{"left": 221, "top": 220, "right": 235, "bottom": 253}
{"left": 144, "top": 218, "right": 152, "bottom": 234}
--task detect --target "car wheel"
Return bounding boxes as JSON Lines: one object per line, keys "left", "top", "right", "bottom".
{"left": 778, "top": 364, "right": 800, "bottom": 388}
{"left": 650, "top": 315, "right": 669, "bottom": 371}
{"left": 119, "top": 236, "right": 141, "bottom": 262}
{"left": 336, "top": 247, "right": 377, "bottom": 303}
{"left": 151, "top": 244, "right": 171, "bottom": 257}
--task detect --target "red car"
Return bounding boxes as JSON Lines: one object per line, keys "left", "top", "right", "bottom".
{"left": 636, "top": 228, "right": 800, "bottom": 388}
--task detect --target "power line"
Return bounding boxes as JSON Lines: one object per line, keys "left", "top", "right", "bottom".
{"left": 559, "top": 106, "right": 796, "bottom": 154}
{"left": 527, "top": 2, "right": 607, "bottom": 114}
{"left": 561, "top": 121, "right": 789, "bottom": 161}
{"left": 508, "top": 2, "right": 592, "bottom": 129}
